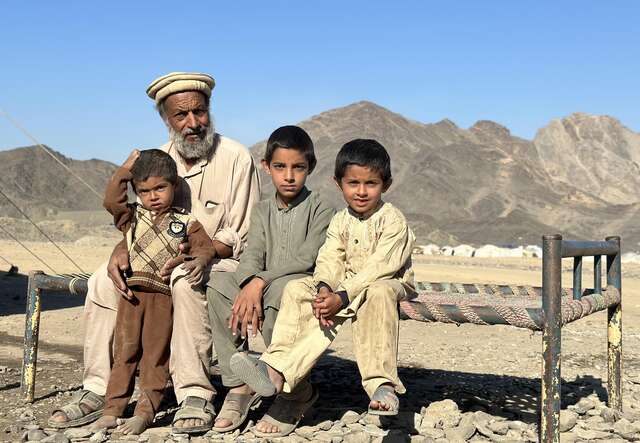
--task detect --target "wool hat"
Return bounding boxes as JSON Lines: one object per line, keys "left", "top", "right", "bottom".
{"left": 146, "top": 72, "right": 215, "bottom": 103}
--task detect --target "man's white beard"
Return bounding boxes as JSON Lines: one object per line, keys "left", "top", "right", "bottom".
{"left": 169, "top": 119, "right": 216, "bottom": 161}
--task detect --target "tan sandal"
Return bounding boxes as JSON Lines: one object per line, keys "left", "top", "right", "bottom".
{"left": 171, "top": 396, "right": 215, "bottom": 434}
{"left": 48, "top": 390, "right": 105, "bottom": 429}
{"left": 368, "top": 384, "right": 399, "bottom": 416}
{"left": 211, "top": 392, "right": 262, "bottom": 433}
{"left": 253, "top": 383, "right": 319, "bottom": 438}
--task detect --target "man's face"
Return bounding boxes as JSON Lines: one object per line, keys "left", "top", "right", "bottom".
{"left": 162, "top": 91, "right": 215, "bottom": 161}
{"left": 163, "top": 91, "right": 210, "bottom": 140}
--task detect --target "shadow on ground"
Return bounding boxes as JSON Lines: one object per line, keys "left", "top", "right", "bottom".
{"left": 0, "top": 271, "right": 85, "bottom": 316}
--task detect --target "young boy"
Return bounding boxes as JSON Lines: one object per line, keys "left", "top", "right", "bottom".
{"left": 90, "top": 149, "right": 216, "bottom": 435}
{"left": 205, "top": 125, "right": 334, "bottom": 434}
{"left": 230, "top": 139, "right": 415, "bottom": 435}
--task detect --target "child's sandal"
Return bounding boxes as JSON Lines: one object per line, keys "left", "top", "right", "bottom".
{"left": 368, "top": 384, "right": 399, "bottom": 416}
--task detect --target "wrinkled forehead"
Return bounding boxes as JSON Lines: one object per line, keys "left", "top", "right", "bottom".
{"left": 162, "top": 91, "right": 210, "bottom": 113}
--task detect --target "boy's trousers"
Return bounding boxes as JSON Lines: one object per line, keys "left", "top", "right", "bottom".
{"left": 102, "top": 290, "right": 172, "bottom": 422}
{"left": 83, "top": 260, "right": 235, "bottom": 403}
{"left": 207, "top": 272, "right": 309, "bottom": 387}
{"left": 261, "top": 276, "right": 407, "bottom": 398}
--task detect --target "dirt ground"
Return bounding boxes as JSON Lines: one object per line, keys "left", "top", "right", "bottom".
{"left": 0, "top": 239, "right": 639, "bottom": 441}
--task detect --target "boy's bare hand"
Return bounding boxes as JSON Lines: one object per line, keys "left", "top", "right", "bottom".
{"left": 121, "top": 149, "right": 140, "bottom": 170}
{"left": 181, "top": 256, "right": 207, "bottom": 286}
{"left": 313, "top": 291, "right": 343, "bottom": 328}
{"left": 229, "top": 277, "right": 265, "bottom": 339}
{"left": 160, "top": 242, "right": 190, "bottom": 281}
{"left": 106, "top": 241, "right": 133, "bottom": 299}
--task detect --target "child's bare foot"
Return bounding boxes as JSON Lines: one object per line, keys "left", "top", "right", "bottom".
{"left": 116, "top": 416, "right": 150, "bottom": 435}
{"left": 368, "top": 384, "right": 399, "bottom": 416}
{"left": 253, "top": 382, "right": 319, "bottom": 437}
{"left": 89, "top": 415, "right": 118, "bottom": 432}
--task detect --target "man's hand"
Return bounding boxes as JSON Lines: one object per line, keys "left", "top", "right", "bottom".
{"left": 122, "top": 149, "right": 140, "bottom": 170}
{"left": 180, "top": 256, "right": 208, "bottom": 286}
{"left": 228, "top": 277, "right": 265, "bottom": 339}
{"left": 313, "top": 290, "right": 344, "bottom": 328}
{"left": 107, "top": 241, "right": 133, "bottom": 299}
{"left": 160, "top": 242, "right": 191, "bottom": 281}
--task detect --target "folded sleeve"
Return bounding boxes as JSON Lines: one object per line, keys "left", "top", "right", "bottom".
{"left": 103, "top": 167, "right": 134, "bottom": 233}
{"left": 256, "top": 202, "right": 335, "bottom": 286}
{"left": 339, "top": 216, "right": 415, "bottom": 301}
{"left": 212, "top": 156, "right": 261, "bottom": 259}
{"left": 187, "top": 220, "right": 217, "bottom": 264}
{"left": 312, "top": 212, "right": 346, "bottom": 291}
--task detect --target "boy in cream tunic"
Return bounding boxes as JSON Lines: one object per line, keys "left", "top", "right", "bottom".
{"left": 231, "top": 139, "right": 415, "bottom": 436}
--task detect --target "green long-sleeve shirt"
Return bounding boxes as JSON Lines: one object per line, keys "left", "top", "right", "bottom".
{"left": 230, "top": 187, "right": 335, "bottom": 288}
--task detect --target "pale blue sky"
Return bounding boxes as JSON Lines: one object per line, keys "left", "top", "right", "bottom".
{"left": 0, "top": 1, "right": 638, "bottom": 163}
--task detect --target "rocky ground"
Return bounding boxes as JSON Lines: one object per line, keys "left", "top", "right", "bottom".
{"left": 1, "top": 246, "right": 640, "bottom": 442}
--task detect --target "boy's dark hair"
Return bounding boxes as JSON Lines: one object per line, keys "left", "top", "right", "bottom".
{"left": 131, "top": 149, "right": 178, "bottom": 186}
{"left": 334, "top": 139, "right": 392, "bottom": 183}
{"left": 264, "top": 125, "right": 317, "bottom": 172}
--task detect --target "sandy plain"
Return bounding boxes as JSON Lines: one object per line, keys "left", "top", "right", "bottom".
{"left": 0, "top": 238, "right": 639, "bottom": 441}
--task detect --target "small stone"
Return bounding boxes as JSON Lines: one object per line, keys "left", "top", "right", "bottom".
{"left": 19, "top": 409, "right": 36, "bottom": 422}
{"left": 487, "top": 421, "right": 508, "bottom": 435}
{"left": 601, "top": 407, "right": 622, "bottom": 423}
{"left": 573, "top": 397, "right": 596, "bottom": 414}
{"left": 25, "top": 425, "right": 41, "bottom": 431}
{"left": 362, "top": 414, "right": 382, "bottom": 426}
{"left": 410, "top": 436, "right": 435, "bottom": 443}
{"left": 314, "top": 431, "right": 335, "bottom": 443}
{"left": 63, "top": 429, "right": 92, "bottom": 439}
{"left": 419, "top": 428, "right": 445, "bottom": 439}
{"left": 575, "top": 427, "right": 612, "bottom": 440}
{"left": 88, "top": 432, "right": 106, "bottom": 443}
{"left": 342, "top": 431, "right": 371, "bottom": 443}
{"left": 559, "top": 431, "right": 578, "bottom": 443}
{"left": 294, "top": 425, "right": 316, "bottom": 439}
{"left": 507, "top": 421, "right": 527, "bottom": 431}
{"left": 41, "top": 433, "right": 70, "bottom": 443}
{"left": 364, "top": 424, "right": 388, "bottom": 437}
{"left": 318, "top": 420, "right": 333, "bottom": 431}
{"left": 27, "top": 430, "right": 48, "bottom": 441}
{"left": 444, "top": 414, "right": 476, "bottom": 441}
{"left": 347, "top": 423, "right": 366, "bottom": 433}
{"left": 559, "top": 410, "right": 578, "bottom": 432}
{"left": 342, "top": 410, "right": 361, "bottom": 425}
{"left": 420, "top": 400, "right": 461, "bottom": 431}
{"left": 613, "top": 418, "right": 637, "bottom": 439}
{"left": 332, "top": 436, "right": 344, "bottom": 443}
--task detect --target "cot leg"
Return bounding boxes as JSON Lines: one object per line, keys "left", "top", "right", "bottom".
{"left": 606, "top": 236, "right": 622, "bottom": 411}
{"left": 541, "top": 235, "right": 562, "bottom": 443}
{"left": 21, "top": 271, "right": 43, "bottom": 403}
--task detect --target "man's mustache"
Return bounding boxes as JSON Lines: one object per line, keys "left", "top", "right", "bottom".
{"left": 182, "top": 127, "right": 206, "bottom": 137}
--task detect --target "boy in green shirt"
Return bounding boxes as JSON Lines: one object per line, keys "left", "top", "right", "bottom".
{"left": 206, "top": 125, "right": 334, "bottom": 433}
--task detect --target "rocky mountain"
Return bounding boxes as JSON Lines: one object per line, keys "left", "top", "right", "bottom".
{"left": 2, "top": 104, "right": 639, "bottom": 248}
{"left": 0, "top": 146, "right": 116, "bottom": 218}
{"left": 251, "top": 101, "right": 640, "bottom": 247}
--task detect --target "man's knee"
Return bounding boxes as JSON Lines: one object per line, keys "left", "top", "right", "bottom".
{"left": 87, "top": 261, "right": 119, "bottom": 310}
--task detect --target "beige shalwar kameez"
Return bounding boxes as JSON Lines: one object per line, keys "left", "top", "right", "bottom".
{"left": 260, "top": 202, "right": 415, "bottom": 398}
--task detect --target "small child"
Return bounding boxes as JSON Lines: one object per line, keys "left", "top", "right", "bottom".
{"left": 91, "top": 149, "right": 215, "bottom": 435}
{"left": 230, "top": 139, "right": 415, "bottom": 434}
{"left": 206, "top": 125, "right": 334, "bottom": 434}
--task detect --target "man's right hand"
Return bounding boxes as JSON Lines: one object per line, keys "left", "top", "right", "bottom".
{"left": 121, "top": 149, "right": 140, "bottom": 171}
{"left": 107, "top": 240, "right": 133, "bottom": 299}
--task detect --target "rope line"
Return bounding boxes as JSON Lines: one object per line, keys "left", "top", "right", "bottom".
{"left": 0, "top": 224, "right": 57, "bottom": 273}
{"left": 0, "top": 108, "right": 103, "bottom": 200}
{"left": 0, "top": 254, "right": 13, "bottom": 267}
{"left": 0, "top": 188, "right": 84, "bottom": 273}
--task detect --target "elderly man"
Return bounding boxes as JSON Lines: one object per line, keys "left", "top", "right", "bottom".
{"left": 49, "top": 72, "right": 261, "bottom": 433}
